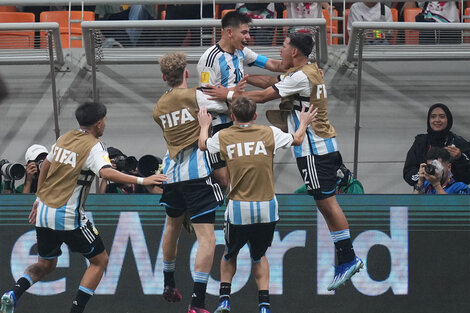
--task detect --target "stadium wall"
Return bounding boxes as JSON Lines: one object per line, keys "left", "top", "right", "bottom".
{"left": 0, "top": 194, "right": 469, "bottom": 313}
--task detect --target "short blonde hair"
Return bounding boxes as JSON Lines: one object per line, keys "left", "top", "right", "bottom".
{"left": 159, "top": 52, "right": 187, "bottom": 87}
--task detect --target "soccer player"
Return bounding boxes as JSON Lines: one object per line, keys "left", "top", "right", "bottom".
{"left": 198, "top": 97, "right": 317, "bottom": 313}
{"left": 0, "top": 102, "right": 166, "bottom": 313}
{"left": 205, "top": 32, "right": 364, "bottom": 291}
{"left": 155, "top": 52, "right": 227, "bottom": 313}
{"left": 197, "top": 10, "right": 285, "bottom": 189}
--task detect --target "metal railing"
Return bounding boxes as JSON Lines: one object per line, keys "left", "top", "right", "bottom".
{"left": 346, "top": 21, "right": 470, "bottom": 177}
{"left": 82, "top": 18, "right": 328, "bottom": 101}
{"left": 0, "top": 22, "right": 64, "bottom": 139}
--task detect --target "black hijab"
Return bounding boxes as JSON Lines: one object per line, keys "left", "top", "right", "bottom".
{"left": 427, "top": 103, "right": 453, "bottom": 147}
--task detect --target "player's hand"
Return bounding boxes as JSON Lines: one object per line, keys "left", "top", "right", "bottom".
{"left": 198, "top": 107, "right": 213, "bottom": 128}
{"left": 444, "top": 145, "right": 461, "bottom": 159}
{"left": 233, "top": 76, "right": 247, "bottom": 98}
{"left": 143, "top": 174, "right": 167, "bottom": 186}
{"left": 299, "top": 105, "right": 318, "bottom": 125}
{"left": 29, "top": 200, "right": 38, "bottom": 224}
{"left": 203, "top": 84, "right": 229, "bottom": 101}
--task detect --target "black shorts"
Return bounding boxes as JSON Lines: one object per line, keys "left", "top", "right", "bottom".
{"left": 209, "top": 122, "right": 233, "bottom": 169}
{"left": 36, "top": 221, "right": 105, "bottom": 260}
{"left": 296, "top": 151, "right": 342, "bottom": 200}
{"left": 160, "top": 177, "right": 224, "bottom": 224}
{"left": 224, "top": 222, "right": 276, "bottom": 262}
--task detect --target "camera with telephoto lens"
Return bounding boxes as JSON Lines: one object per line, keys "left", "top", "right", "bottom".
{"left": 114, "top": 155, "right": 138, "bottom": 172}
{"left": 424, "top": 164, "right": 436, "bottom": 176}
{"left": 0, "top": 159, "right": 26, "bottom": 181}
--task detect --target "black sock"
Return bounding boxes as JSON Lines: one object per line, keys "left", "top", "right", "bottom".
{"left": 69, "top": 289, "right": 92, "bottom": 313}
{"left": 335, "top": 238, "right": 355, "bottom": 265}
{"left": 219, "top": 282, "right": 231, "bottom": 302}
{"left": 258, "top": 290, "right": 270, "bottom": 309}
{"left": 12, "top": 277, "right": 32, "bottom": 299}
{"left": 163, "top": 271, "right": 175, "bottom": 288}
{"left": 191, "top": 282, "right": 207, "bottom": 308}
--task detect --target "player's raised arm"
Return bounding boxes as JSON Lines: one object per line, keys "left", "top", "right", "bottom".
{"left": 198, "top": 107, "right": 212, "bottom": 151}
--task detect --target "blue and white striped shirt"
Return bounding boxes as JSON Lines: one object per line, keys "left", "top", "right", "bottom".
{"left": 162, "top": 146, "right": 212, "bottom": 184}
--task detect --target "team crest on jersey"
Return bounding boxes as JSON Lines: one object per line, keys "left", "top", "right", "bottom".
{"left": 92, "top": 225, "right": 99, "bottom": 235}
{"left": 200, "top": 72, "right": 210, "bottom": 84}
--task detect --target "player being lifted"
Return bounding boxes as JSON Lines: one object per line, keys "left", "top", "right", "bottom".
{"left": 198, "top": 97, "right": 317, "bottom": 313}
{"left": 205, "top": 33, "right": 364, "bottom": 291}
{"left": 197, "top": 10, "right": 286, "bottom": 189}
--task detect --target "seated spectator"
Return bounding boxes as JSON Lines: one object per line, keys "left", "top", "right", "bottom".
{"left": 404, "top": 1, "right": 460, "bottom": 44}
{"left": 413, "top": 147, "right": 470, "bottom": 194}
{"left": 95, "top": 4, "right": 157, "bottom": 47}
{"left": 236, "top": 2, "right": 275, "bottom": 45}
{"left": 18, "top": 144, "right": 48, "bottom": 194}
{"left": 286, "top": 2, "right": 330, "bottom": 34}
{"left": 404, "top": 103, "right": 470, "bottom": 187}
{"left": 347, "top": 2, "right": 393, "bottom": 43}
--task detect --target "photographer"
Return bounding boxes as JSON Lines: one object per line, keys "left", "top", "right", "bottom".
{"left": 99, "top": 147, "right": 162, "bottom": 194}
{"left": 413, "top": 147, "right": 470, "bottom": 195}
{"left": 19, "top": 144, "right": 49, "bottom": 194}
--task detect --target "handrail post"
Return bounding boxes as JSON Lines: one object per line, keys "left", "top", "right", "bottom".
{"left": 48, "top": 30, "right": 61, "bottom": 140}
{"left": 353, "top": 30, "right": 364, "bottom": 179}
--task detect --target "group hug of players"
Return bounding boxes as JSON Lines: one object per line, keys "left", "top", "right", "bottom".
{"left": 1, "top": 11, "right": 363, "bottom": 313}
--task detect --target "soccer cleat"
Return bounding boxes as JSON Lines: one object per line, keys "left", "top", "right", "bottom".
{"left": 259, "top": 307, "right": 270, "bottom": 313}
{"left": 187, "top": 306, "right": 210, "bottom": 313}
{"left": 214, "top": 299, "right": 230, "bottom": 313}
{"left": 1, "top": 291, "right": 17, "bottom": 313}
{"left": 327, "top": 256, "right": 364, "bottom": 291}
{"left": 163, "top": 286, "right": 182, "bottom": 302}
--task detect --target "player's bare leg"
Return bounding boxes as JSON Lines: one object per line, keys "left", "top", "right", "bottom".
{"left": 69, "top": 251, "right": 109, "bottom": 313}
{"left": 253, "top": 257, "right": 270, "bottom": 313}
{"left": 1, "top": 258, "right": 57, "bottom": 313}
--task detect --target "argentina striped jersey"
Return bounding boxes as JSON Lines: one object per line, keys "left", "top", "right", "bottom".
{"left": 273, "top": 69, "right": 338, "bottom": 158}
{"left": 36, "top": 142, "right": 111, "bottom": 230}
{"left": 225, "top": 197, "right": 279, "bottom": 225}
{"left": 198, "top": 44, "right": 268, "bottom": 126}
{"left": 162, "top": 145, "right": 212, "bottom": 184}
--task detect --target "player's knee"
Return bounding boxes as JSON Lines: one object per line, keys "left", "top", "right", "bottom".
{"left": 38, "top": 258, "right": 57, "bottom": 273}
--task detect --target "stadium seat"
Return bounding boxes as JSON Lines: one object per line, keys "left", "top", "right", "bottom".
{"left": 221, "top": 9, "right": 235, "bottom": 19}
{"left": 0, "top": 12, "right": 35, "bottom": 49}
{"left": 0, "top": 6, "right": 17, "bottom": 12}
{"left": 40, "top": 11, "right": 95, "bottom": 48}
{"left": 323, "top": 9, "right": 338, "bottom": 45}
{"left": 404, "top": 8, "right": 422, "bottom": 44}
{"left": 465, "top": 8, "right": 470, "bottom": 43}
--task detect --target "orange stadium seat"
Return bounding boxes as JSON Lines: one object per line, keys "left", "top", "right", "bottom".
{"left": 404, "top": 8, "right": 422, "bottom": 44}
{"left": 323, "top": 8, "right": 338, "bottom": 45}
{"left": 0, "top": 12, "right": 35, "bottom": 49}
{"left": 0, "top": 6, "right": 17, "bottom": 12}
{"left": 40, "top": 11, "right": 95, "bottom": 48}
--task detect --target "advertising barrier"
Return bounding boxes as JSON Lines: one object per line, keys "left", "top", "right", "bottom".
{"left": 0, "top": 194, "right": 469, "bottom": 313}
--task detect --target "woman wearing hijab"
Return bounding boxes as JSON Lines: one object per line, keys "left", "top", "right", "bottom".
{"left": 403, "top": 103, "right": 470, "bottom": 187}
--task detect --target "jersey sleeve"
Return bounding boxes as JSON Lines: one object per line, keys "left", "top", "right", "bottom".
{"left": 85, "top": 142, "right": 112, "bottom": 177}
{"left": 196, "top": 89, "right": 228, "bottom": 113}
{"left": 270, "top": 126, "right": 294, "bottom": 153}
{"left": 243, "top": 47, "right": 268, "bottom": 68}
{"left": 206, "top": 132, "right": 221, "bottom": 154}
{"left": 273, "top": 71, "right": 310, "bottom": 97}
